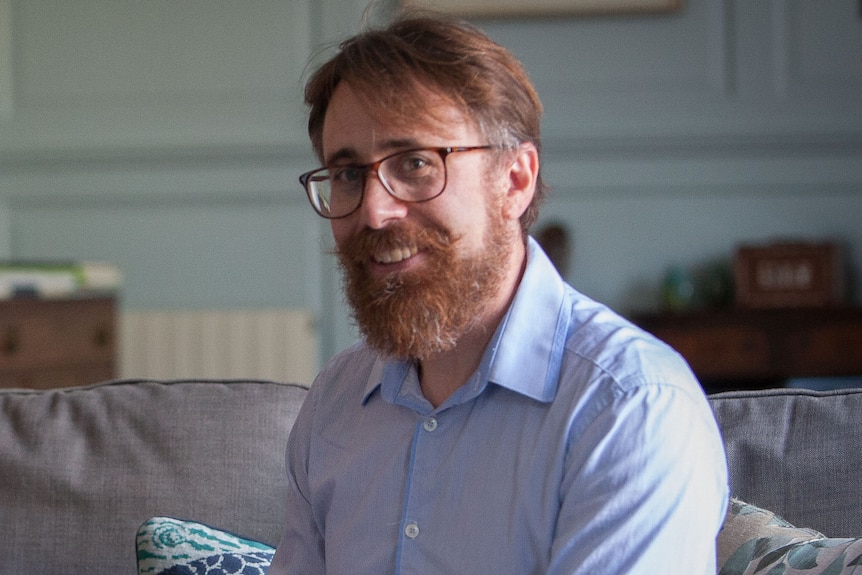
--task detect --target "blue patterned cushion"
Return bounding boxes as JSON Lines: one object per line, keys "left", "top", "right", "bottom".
{"left": 719, "top": 499, "right": 862, "bottom": 575}
{"left": 136, "top": 517, "right": 274, "bottom": 575}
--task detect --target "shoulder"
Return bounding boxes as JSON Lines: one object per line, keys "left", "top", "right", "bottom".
{"left": 316, "top": 340, "right": 379, "bottom": 383}
{"left": 563, "top": 292, "right": 696, "bottom": 395}
{"left": 551, "top": 291, "right": 716, "bottom": 439}
{"left": 305, "top": 341, "right": 380, "bottom": 408}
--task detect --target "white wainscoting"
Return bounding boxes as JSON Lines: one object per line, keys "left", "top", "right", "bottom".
{"left": 120, "top": 309, "right": 317, "bottom": 386}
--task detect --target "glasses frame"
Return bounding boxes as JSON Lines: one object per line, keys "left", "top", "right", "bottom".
{"left": 299, "top": 145, "right": 494, "bottom": 219}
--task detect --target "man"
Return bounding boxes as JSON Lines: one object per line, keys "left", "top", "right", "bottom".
{"left": 270, "top": 13, "right": 728, "bottom": 575}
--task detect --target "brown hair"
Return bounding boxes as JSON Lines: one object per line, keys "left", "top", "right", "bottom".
{"left": 304, "top": 13, "right": 547, "bottom": 233}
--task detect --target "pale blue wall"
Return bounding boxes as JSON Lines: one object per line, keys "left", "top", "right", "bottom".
{"left": 0, "top": 0, "right": 860, "bottom": 368}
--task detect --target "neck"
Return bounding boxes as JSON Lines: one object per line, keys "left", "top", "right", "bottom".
{"left": 418, "top": 242, "right": 527, "bottom": 408}
{"left": 418, "top": 326, "right": 494, "bottom": 408}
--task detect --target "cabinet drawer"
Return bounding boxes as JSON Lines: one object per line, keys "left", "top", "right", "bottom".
{"left": 652, "top": 326, "right": 772, "bottom": 378}
{"left": 785, "top": 324, "right": 862, "bottom": 375}
{"left": 0, "top": 298, "right": 116, "bottom": 375}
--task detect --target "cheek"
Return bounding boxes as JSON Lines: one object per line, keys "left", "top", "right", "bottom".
{"left": 330, "top": 220, "right": 354, "bottom": 250}
{"left": 443, "top": 207, "right": 492, "bottom": 252}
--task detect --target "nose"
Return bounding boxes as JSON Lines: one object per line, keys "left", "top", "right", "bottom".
{"left": 357, "top": 169, "right": 408, "bottom": 229}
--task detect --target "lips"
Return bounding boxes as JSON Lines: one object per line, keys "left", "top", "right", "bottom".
{"left": 344, "top": 223, "right": 448, "bottom": 268}
{"left": 373, "top": 245, "right": 418, "bottom": 264}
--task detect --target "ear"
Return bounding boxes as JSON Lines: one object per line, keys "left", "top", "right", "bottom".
{"left": 501, "top": 143, "right": 539, "bottom": 222}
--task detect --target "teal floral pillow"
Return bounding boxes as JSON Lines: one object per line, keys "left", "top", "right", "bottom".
{"left": 719, "top": 499, "right": 862, "bottom": 575}
{"left": 136, "top": 517, "right": 274, "bottom": 575}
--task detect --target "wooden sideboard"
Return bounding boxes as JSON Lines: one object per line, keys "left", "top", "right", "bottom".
{"left": 0, "top": 297, "right": 116, "bottom": 389}
{"left": 634, "top": 307, "right": 862, "bottom": 392}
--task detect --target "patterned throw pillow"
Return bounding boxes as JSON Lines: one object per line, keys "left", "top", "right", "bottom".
{"left": 719, "top": 499, "right": 862, "bottom": 575}
{"left": 136, "top": 517, "right": 274, "bottom": 575}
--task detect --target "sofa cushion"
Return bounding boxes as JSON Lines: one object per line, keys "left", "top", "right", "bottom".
{"left": 709, "top": 388, "right": 862, "bottom": 537}
{"left": 719, "top": 498, "right": 824, "bottom": 571}
{"left": 137, "top": 516, "right": 274, "bottom": 575}
{"left": 0, "top": 379, "right": 307, "bottom": 575}
{"left": 718, "top": 499, "right": 862, "bottom": 575}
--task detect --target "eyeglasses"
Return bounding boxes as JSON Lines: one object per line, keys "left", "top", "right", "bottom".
{"left": 299, "top": 145, "right": 494, "bottom": 219}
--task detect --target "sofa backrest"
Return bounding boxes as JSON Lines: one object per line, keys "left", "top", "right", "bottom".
{"left": 710, "top": 387, "right": 862, "bottom": 538}
{"left": 0, "top": 379, "right": 307, "bottom": 575}
{"left": 6, "top": 378, "right": 859, "bottom": 573}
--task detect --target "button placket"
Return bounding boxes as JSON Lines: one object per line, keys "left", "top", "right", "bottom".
{"left": 400, "top": 413, "right": 442, "bottom": 557}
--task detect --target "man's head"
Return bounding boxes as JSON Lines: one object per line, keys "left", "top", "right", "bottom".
{"left": 302, "top": 13, "right": 545, "bottom": 360}
{"left": 304, "top": 13, "right": 546, "bottom": 234}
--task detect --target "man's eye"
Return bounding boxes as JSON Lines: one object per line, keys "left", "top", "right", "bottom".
{"left": 393, "top": 153, "right": 436, "bottom": 177}
{"left": 332, "top": 167, "right": 362, "bottom": 183}
{"left": 406, "top": 156, "right": 430, "bottom": 170}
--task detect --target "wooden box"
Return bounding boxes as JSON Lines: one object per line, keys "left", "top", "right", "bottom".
{"left": 734, "top": 242, "right": 845, "bottom": 308}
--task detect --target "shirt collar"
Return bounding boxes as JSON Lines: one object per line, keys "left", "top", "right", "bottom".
{"left": 362, "top": 236, "right": 570, "bottom": 406}
{"left": 487, "top": 237, "right": 570, "bottom": 402}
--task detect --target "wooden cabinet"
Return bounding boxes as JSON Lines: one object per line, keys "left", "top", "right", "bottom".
{"left": 0, "top": 297, "right": 116, "bottom": 389}
{"left": 634, "top": 308, "right": 862, "bottom": 392}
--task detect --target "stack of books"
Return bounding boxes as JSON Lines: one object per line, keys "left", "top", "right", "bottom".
{"left": 0, "top": 261, "right": 122, "bottom": 299}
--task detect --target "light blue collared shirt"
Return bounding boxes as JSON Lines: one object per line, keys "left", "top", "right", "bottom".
{"left": 271, "top": 238, "right": 728, "bottom": 575}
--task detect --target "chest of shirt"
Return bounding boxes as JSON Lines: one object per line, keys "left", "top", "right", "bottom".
{"left": 307, "top": 387, "right": 568, "bottom": 574}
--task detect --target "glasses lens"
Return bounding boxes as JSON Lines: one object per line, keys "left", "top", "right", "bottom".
{"left": 380, "top": 149, "right": 446, "bottom": 202}
{"left": 306, "top": 168, "right": 363, "bottom": 218}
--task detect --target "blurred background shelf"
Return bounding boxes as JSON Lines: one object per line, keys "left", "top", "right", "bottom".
{"left": 634, "top": 307, "right": 862, "bottom": 393}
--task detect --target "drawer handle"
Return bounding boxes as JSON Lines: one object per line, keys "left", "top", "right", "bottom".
{"left": 93, "top": 327, "right": 112, "bottom": 348}
{"left": 2, "top": 327, "right": 20, "bottom": 356}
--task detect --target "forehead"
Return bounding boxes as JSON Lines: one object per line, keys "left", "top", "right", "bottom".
{"left": 321, "top": 82, "right": 480, "bottom": 162}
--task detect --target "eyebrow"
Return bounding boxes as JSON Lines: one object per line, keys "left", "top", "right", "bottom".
{"left": 324, "top": 138, "right": 424, "bottom": 166}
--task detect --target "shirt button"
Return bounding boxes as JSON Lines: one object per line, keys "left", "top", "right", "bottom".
{"left": 423, "top": 417, "right": 438, "bottom": 432}
{"left": 404, "top": 522, "right": 420, "bottom": 539}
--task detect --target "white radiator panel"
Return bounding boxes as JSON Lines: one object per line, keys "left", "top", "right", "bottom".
{"left": 120, "top": 309, "right": 317, "bottom": 386}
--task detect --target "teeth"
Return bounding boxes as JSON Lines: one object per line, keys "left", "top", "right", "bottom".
{"left": 375, "top": 245, "right": 417, "bottom": 264}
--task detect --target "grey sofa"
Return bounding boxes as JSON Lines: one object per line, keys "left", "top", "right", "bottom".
{"left": 0, "top": 379, "right": 306, "bottom": 574}
{"left": 711, "top": 387, "right": 862, "bottom": 538}
{"left": 2, "top": 379, "right": 861, "bottom": 574}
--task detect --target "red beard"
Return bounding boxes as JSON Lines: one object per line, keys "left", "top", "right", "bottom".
{"left": 336, "top": 219, "right": 511, "bottom": 360}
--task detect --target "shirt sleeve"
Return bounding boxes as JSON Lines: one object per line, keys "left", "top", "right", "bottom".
{"left": 548, "top": 379, "right": 729, "bottom": 575}
{"left": 268, "top": 382, "right": 325, "bottom": 575}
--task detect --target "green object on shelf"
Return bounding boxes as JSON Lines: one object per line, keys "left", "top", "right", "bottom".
{"left": 662, "top": 265, "right": 695, "bottom": 312}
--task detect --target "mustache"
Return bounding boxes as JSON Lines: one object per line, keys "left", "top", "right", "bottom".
{"left": 337, "top": 223, "right": 454, "bottom": 264}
